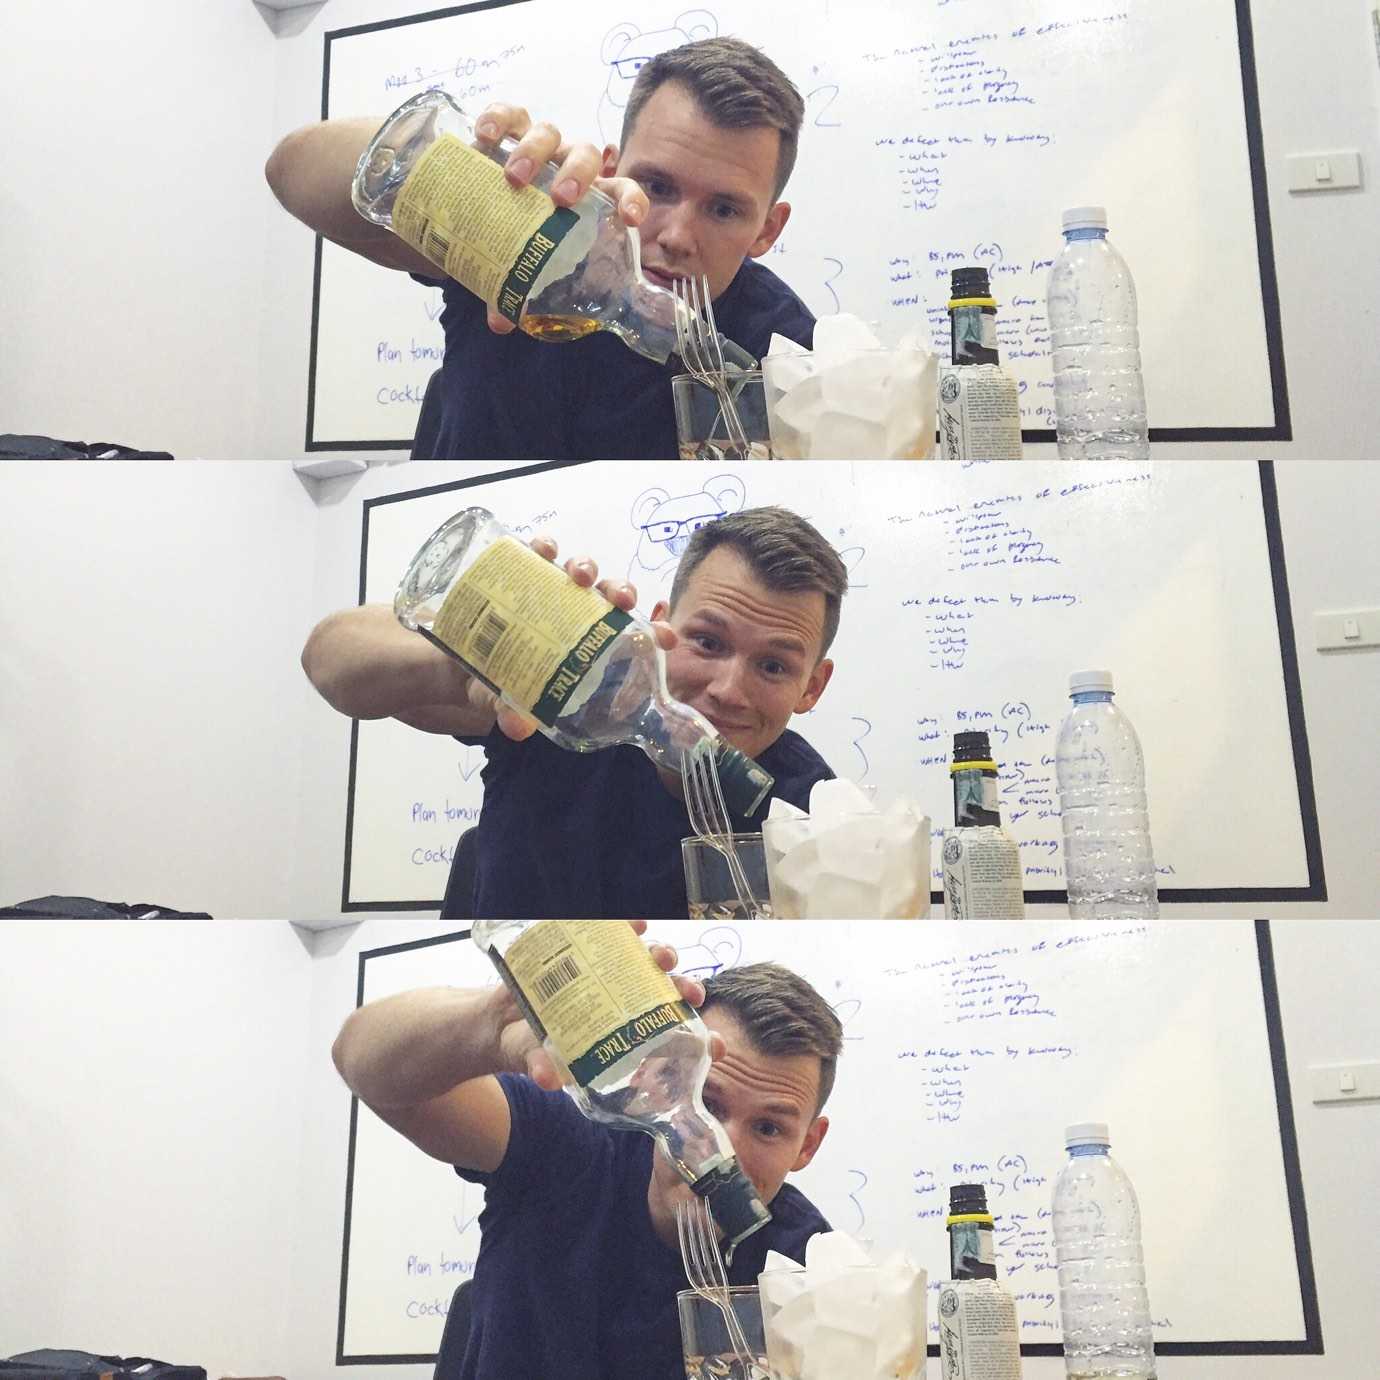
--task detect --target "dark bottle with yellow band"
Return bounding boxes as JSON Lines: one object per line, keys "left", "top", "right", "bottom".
{"left": 943, "top": 730, "right": 1025, "bottom": 918}
{"left": 940, "top": 1183, "right": 1024, "bottom": 1379}
{"left": 939, "top": 265, "right": 1024, "bottom": 461}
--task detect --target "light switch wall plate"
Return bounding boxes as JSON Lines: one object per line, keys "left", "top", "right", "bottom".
{"left": 1309, "top": 1061, "right": 1380, "bottom": 1104}
{"left": 1287, "top": 151, "right": 1363, "bottom": 192}
{"left": 1315, "top": 608, "right": 1380, "bottom": 650}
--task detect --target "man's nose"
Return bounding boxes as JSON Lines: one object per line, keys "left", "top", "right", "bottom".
{"left": 655, "top": 200, "right": 697, "bottom": 260}
{"left": 707, "top": 657, "right": 751, "bottom": 706}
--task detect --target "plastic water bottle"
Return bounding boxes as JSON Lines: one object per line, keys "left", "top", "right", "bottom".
{"left": 1052, "top": 1123, "right": 1157, "bottom": 1380}
{"left": 1046, "top": 207, "right": 1150, "bottom": 460}
{"left": 1055, "top": 670, "right": 1159, "bottom": 918}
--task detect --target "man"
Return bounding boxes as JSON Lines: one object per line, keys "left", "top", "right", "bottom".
{"left": 332, "top": 935, "right": 842, "bottom": 1379}
{"left": 266, "top": 37, "right": 814, "bottom": 460}
{"left": 302, "top": 505, "right": 847, "bottom": 918}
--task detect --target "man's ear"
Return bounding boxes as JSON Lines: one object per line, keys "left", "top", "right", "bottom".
{"left": 651, "top": 597, "right": 670, "bottom": 622}
{"left": 601, "top": 144, "right": 620, "bottom": 178}
{"left": 747, "top": 201, "right": 791, "bottom": 258}
{"left": 793, "top": 657, "right": 833, "bottom": 715}
{"left": 791, "top": 1114, "right": 828, "bottom": 1173}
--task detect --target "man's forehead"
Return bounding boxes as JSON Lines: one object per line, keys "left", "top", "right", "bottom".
{"left": 702, "top": 1008, "right": 820, "bottom": 1113}
{"left": 676, "top": 548, "right": 825, "bottom": 646}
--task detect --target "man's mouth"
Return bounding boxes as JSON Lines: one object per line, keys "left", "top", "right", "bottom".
{"left": 643, "top": 265, "right": 685, "bottom": 291}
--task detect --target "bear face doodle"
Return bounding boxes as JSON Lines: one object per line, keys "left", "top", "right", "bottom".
{"left": 597, "top": 11, "right": 719, "bottom": 143}
{"left": 628, "top": 472, "right": 746, "bottom": 582}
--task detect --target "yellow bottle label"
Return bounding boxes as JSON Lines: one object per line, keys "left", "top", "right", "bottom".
{"left": 503, "top": 921, "right": 691, "bottom": 1085}
{"left": 431, "top": 536, "right": 631, "bottom": 725}
{"left": 392, "top": 133, "right": 578, "bottom": 322}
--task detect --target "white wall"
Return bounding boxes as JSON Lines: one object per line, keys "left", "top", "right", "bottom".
{"left": 1, "top": 918, "right": 1376, "bottom": 1379}
{"left": 0, "top": 1, "right": 279, "bottom": 459}
{"left": 0, "top": 921, "right": 317, "bottom": 1372}
{"left": 0, "top": 464, "right": 321, "bottom": 919}
{"left": 3, "top": 1, "right": 1375, "bottom": 459}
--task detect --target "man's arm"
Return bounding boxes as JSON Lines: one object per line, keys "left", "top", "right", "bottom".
{"left": 265, "top": 117, "right": 436, "bottom": 275}
{"left": 330, "top": 929, "right": 715, "bottom": 1172}
{"left": 331, "top": 985, "right": 518, "bottom": 1171}
{"left": 301, "top": 602, "right": 497, "bottom": 736}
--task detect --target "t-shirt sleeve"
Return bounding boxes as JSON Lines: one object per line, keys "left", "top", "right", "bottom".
{"left": 455, "top": 1071, "right": 607, "bottom": 1203}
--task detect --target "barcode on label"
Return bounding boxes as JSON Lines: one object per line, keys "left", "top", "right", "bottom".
{"left": 532, "top": 954, "right": 582, "bottom": 1004}
{"left": 471, "top": 608, "right": 509, "bottom": 661}
{"left": 426, "top": 224, "right": 452, "bottom": 263}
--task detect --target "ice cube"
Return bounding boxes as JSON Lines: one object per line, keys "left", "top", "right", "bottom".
{"left": 804, "top": 872, "right": 881, "bottom": 920}
{"left": 806, "top": 411, "right": 889, "bottom": 461}
{"left": 767, "top": 332, "right": 811, "bottom": 359}
{"left": 801, "top": 1323, "right": 877, "bottom": 1380}
{"left": 813, "top": 1268, "right": 880, "bottom": 1338}
{"left": 873, "top": 1263, "right": 927, "bottom": 1378}
{"left": 804, "top": 1229, "right": 874, "bottom": 1281}
{"left": 811, "top": 313, "right": 884, "bottom": 360}
{"left": 772, "top": 371, "right": 826, "bottom": 432}
{"left": 818, "top": 352, "right": 891, "bottom": 420}
{"left": 766, "top": 797, "right": 809, "bottom": 822}
{"left": 808, "top": 778, "right": 878, "bottom": 822}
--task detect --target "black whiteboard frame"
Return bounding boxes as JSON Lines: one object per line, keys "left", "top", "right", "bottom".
{"left": 339, "top": 459, "right": 1326, "bottom": 912}
{"left": 333, "top": 919, "right": 1322, "bottom": 1362}
{"left": 304, "top": 0, "right": 1291, "bottom": 451}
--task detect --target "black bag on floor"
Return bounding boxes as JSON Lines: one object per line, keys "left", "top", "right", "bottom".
{"left": 0, "top": 896, "right": 212, "bottom": 919}
{"left": 0, "top": 434, "right": 174, "bottom": 460}
{"left": 1, "top": 1353, "right": 206, "bottom": 1380}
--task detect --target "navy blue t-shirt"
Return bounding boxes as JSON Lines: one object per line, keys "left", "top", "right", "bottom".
{"left": 452, "top": 727, "right": 834, "bottom": 919}
{"left": 411, "top": 257, "right": 815, "bottom": 461}
{"left": 455, "top": 1072, "right": 829, "bottom": 1380}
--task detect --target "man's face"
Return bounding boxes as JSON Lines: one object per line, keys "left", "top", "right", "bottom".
{"left": 651, "top": 546, "right": 834, "bottom": 762}
{"left": 650, "top": 1005, "right": 829, "bottom": 1213}
{"left": 607, "top": 81, "right": 791, "bottom": 301}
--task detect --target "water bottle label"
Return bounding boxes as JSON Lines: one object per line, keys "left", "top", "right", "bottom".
{"left": 432, "top": 536, "right": 632, "bottom": 726}
{"left": 393, "top": 133, "right": 579, "bottom": 321}
{"left": 502, "top": 921, "right": 692, "bottom": 1085}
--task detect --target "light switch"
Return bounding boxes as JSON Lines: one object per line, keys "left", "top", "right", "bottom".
{"left": 1315, "top": 608, "right": 1380, "bottom": 650}
{"left": 1310, "top": 1061, "right": 1380, "bottom": 1103}
{"left": 1287, "top": 151, "right": 1363, "bottom": 192}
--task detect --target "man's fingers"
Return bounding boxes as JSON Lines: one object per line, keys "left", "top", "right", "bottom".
{"left": 525, "top": 1046, "right": 565, "bottom": 1091}
{"left": 485, "top": 306, "right": 518, "bottom": 335}
{"left": 564, "top": 555, "right": 599, "bottom": 587}
{"left": 593, "top": 174, "right": 649, "bottom": 227}
{"left": 474, "top": 103, "right": 531, "bottom": 144}
{"left": 595, "top": 578, "right": 638, "bottom": 610}
{"left": 650, "top": 618, "right": 678, "bottom": 652}
{"left": 707, "top": 1031, "right": 727, "bottom": 1063}
{"left": 549, "top": 142, "right": 605, "bottom": 206}
{"left": 528, "top": 534, "right": 559, "bottom": 562}
{"left": 496, "top": 703, "right": 540, "bottom": 742}
{"left": 673, "top": 973, "right": 708, "bottom": 1009}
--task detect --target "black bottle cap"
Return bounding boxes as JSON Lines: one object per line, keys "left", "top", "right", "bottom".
{"left": 952, "top": 731, "right": 994, "bottom": 765}
{"left": 693, "top": 1161, "right": 772, "bottom": 1249}
{"left": 949, "top": 1182, "right": 990, "bottom": 1214}
{"left": 950, "top": 267, "right": 992, "bottom": 300}
{"left": 714, "top": 743, "right": 775, "bottom": 818}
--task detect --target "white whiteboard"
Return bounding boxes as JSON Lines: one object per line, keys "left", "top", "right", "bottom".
{"left": 341, "top": 459, "right": 1321, "bottom": 909}
{"left": 309, "top": 0, "right": 1287, "bottom": 448}
{"left": 336, "top": 920, "right": 1318, "bottom": 1360}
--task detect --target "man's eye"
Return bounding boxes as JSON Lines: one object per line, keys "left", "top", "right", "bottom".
{"left": 646, "top": 178, "right": 674, "bottom": 199}
{"left": 693, "top": 634, "right": 719, "bottom": 652}
{"left": 761, "top": 660, "right": 786, "bottom": 677}
{"left": 712, "top": 202, "right": 741, "bottom": 220}
{"left": 756, "top": 1122, "right": 781, "bottom": 1139}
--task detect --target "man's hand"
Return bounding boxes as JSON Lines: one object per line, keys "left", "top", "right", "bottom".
{"left": 492, "top": 922, "right": 725, "bottom": 1090}
{"left": 471, "top": 102, "right": 647, "bottom": 335}
{"left": 474, "top": 533, "right": 677, "bottom": 742}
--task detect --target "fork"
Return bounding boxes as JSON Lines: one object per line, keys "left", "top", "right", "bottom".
{"left": 673, "top": 275, "right": 755, "bottom": 461}
{"left": 676, "top": 1197, "right": 765, "bottom": 1377}
{"left": 681, "top": 740, "right": 765, "bottom": 918}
